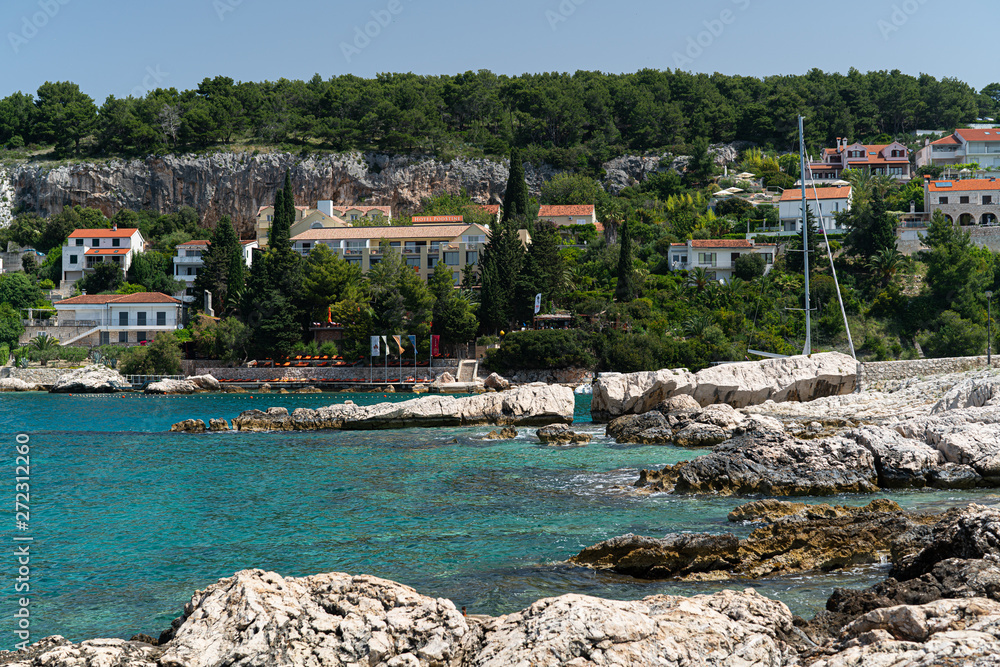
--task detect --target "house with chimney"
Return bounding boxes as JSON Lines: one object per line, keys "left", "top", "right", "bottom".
{"left": 915, "top": 129, "right": 1000, "bottom": 170}
{"left": 808, "top": 138, "right": 912, "bottom": 181}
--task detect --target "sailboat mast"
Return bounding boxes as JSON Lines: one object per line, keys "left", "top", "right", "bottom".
{"left": 798, "top": 115, "right": 812, "bottom": 356}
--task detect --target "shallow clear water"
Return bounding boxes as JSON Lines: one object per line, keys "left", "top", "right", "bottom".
{"left": 0, "top": 391, "right": 998, "bottom": 647}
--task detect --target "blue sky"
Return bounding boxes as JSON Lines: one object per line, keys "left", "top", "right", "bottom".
{"left": 1, "top": 0, "right": 995, "bottom": 101}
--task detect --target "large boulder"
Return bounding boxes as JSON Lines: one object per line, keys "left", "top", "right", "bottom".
{"left": 536, "top": 423, "right": 591, "bottom": 445}
{"left": 637, "top": 428, "right": 878, "bottom": 497}
{"left": 591, "top": 368, "right": 697, "bottom": 421}
{"left": 844, "top": 425, "right": 948, "bottom": 489}
{"left": 591, "top": 352, "right": 857, "bottom": 421}
{"left": 227, "top": 384, "right": 575, "bottom": 432}
{"left": 483, "top": 372, "right": 510, "bottom": 391}
{"left": 187, "top": 374, "right": 221, "bottom": 391}
{"left": 605, "top": 411, "right": 674, "bottom": 444}
{"left": 50, "top": 364, "right": 129, "bottom": 393}
{"left": 146, "top": 379, "right": 199, "bottom": 395}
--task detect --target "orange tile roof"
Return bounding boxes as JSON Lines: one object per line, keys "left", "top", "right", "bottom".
{"left": 84, "top": 248, "right": 130, "bottom": 256}
{"left": 928, "top": 179, "right": 1000, "bottom": 192}
{"left": 672, "top": 240, "right": 776, "bottom": 248}
{"left": 477, "top": 204, "right": 501, "bottom": 214}
{"left": 956, "top": 129, "right": 1000, "bottom": 142}
{"left": 256, "top": 205, "right": 312, "bottom": 214}
{"left": 538, "top": 205, "right": 596, "bottom": 217}
{"left": 292, "top": 224, "right": 482, "bottom": 241}
{"left": 779, "top": 186, "right": 852, "bottom": 202}
{"left": 330, "top": 205, "right": 392, "bottom": 215}
{"left": 68, "top": 228, "right": 140, "bottom": 238}
{"left": 56, "top": 292, "right": 182, "bottom": 306}
{"left": 931, "top": 135, "right": 961, "bottom": 145}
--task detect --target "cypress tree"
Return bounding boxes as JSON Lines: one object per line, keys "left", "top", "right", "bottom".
{"left": 502, "top": 148, "right": 529, "bottom": 224}
{"left": 194, "top": 214, "right": 241, "bottom": 312}
{"left": 281, "top": 169, "right": 295, "bottom": 234}
{"left": 478, "top": 224, "right": 525, "bottom": 333}
{"left": 615, "top": 219, "right": 636, "bottom": 301}
{"left": 869, "top": 187, "right": 897, "bottom": 256}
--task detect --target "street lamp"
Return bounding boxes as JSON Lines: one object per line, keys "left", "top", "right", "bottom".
{"left": 988, "top": 291, "right": 994, "bottom": 367}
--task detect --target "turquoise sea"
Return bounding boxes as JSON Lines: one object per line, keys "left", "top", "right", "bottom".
{"left": 1, "top": 391, "right": 998, "bottom": 648}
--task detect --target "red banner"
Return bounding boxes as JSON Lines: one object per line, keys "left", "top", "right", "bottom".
{"left": 431, "top": 335, "right": 440, "bottom": 356}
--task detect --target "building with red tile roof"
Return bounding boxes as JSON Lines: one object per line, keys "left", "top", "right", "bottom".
{"left": 668, "top": 239, "right": 777, "bottom": 283}
{"left": 53, "top": 292, "right": 184, "bottom": 347}
{"left": 173, "top": 239, "right": 259, "bottom": 303}
{"left": 537, "top": 204, "right": 598, "bottom": 227}
{"left": 61, "top": 226, "right": 146, "bottom": 285}
{"left": 923, "top": 176, "right": 1000, "bottom": 226}
{"left": 777, "top": 186, "right": 852, "bottom": 233}
{"left": 808, "top": 139, "right": 911, "bottom": 181}
{"left": 916, "top": 128, "right": 1000, "bottom": 170}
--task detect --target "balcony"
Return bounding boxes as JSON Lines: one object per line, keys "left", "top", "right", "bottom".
{"left": 174, "top": 256, "right": 203, "bottom": 264}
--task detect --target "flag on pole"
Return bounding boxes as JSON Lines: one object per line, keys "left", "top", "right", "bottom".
{"left": 381, "top": 335, "right": 388, "bottom": 354}
{"left": 431, "top": 335, "right": 440, "bottom": 356}
{"left": 407, "top": 335, "right": 417, "bottom": 348}
{"left": 392, "top": 335, "right": 404, "bottom": 353}
{"left": 327, "top": 306, "right": 333, "bottom": 323}
{"left": 534, "top": 293, "right": 542, "bottom": 315}
{"left": 370, "top": 335, "right": 380, "bottom": 357}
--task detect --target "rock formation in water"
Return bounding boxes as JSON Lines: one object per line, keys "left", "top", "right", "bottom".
{"left": 171, "top": 383, "right": 575, "bottom": 432}
{"left": 49, "top": 364, "right": 129, "bottom": 394}
{"left": 591, "top": 352, "right": 858, "bottom": 422}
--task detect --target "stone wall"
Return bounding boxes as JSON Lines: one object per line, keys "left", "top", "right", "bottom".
{"left": 8, "top": 368, "right": 67, "bottom": 385}
{"left": 858, "top": 356, "right": 991, "bottom": 391}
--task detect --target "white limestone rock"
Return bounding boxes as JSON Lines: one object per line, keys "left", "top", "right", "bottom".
{"left": 146, "top": 379, "right": 199, "bottom": 395}
{"left": 49, "top": 364, "right": 129, "bottom": 393}
{"left": 187, "top": 374, "right": 221, "bottom": 391}
{"left": 0, "top": 378, "right": 43, "bottom": 391}
{"left": 591, "top": 368, "right": 697, "bottom": 421}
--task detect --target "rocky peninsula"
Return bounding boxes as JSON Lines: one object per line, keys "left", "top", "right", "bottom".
{"left": 171, "top": 383, "right": 575, "bottom": 432}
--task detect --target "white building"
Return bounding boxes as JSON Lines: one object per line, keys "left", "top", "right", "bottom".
{"left": 52, "top": 292, "right": 183, "bottom": 347}
{"left": 777, "top": 186, "right": 852, "bottom": 232}
{"left": 916, "top": 129, "right": 1000, "bottom": 169}
{"left": 61, "top": 226, "right": 145, "bottom": 285}
{"left": 670, "top": 239, "right": 776, "bottom": 283}
{"left": 173, "top": 239, "right": 258, "bottom": 303}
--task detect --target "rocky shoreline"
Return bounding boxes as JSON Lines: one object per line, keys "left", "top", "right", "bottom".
{"left": 8, "top": 503, "right": 1000, "bottom": 666}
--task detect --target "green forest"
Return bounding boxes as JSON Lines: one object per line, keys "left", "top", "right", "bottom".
{"left": 1, "top": 68, "right": 996, "bottom": 169}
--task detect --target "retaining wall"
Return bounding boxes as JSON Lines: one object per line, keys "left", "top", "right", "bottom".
{"left": 7, "top": 368, "right": 67, "bottom": 385}
{"left": 858, "top": 355, "right": 992, "bottom": 391}
{"left": 196, "top": 361, "right": 461, "bottom": 384}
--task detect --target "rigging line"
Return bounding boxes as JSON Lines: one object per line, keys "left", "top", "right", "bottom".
{"left": 807, "top": 176, "right": 857, "bottom": 359}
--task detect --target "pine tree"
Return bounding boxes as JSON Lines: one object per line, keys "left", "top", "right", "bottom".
{"left": 194, "top": 215, "right": 242, "bottom": 312}
{"left": 615, "top": 219, "right": 636, "bottom": 301}
{"left": 869, "top": 187, "right": 897, "bottom": 256}
{"left": 269, "top": 176, "right": 291, "bottom": 250}
{"left": 502, "top": 148, "right": 529, "bottom": 224}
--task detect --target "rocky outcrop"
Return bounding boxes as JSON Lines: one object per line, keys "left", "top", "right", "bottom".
{"left": 484, "top": 427, "right": 517, "bottom": 440}
{"left": 535, "top": 423, "right": 591, "bottom": 445}
{"left": 211, "top": 384, "right": 574, "bottom": 432}
{"left": 49, "top": 364, "right": 128, "bottom": 393}
{"left": 209, "top": 418, "right": 229, "bottom": 432}
{"left": 0, "top": 378, "right": 43, "bottom": 391}
{"left": 145, "top": 378, "right": 198, "bottom": 394}
{"left": 170, "top": 419, "right": 206, "bottom": 433}
{"left": 571, "top": 499, "right": 926, "bottom": 581}
{"left": 6, "top": 570, "right": 801, "bottom": 667}
{"left": 636, "top": 425, "right": 878, "bottom": 497}
{"left": 591, "top": 353, "right": 857, "bottom": 421}
{"left": 432, "top": 372, "right": 456, "bottom": 386}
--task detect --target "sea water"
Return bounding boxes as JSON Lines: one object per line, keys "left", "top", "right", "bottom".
{"left": 0, "top": 391, "right": 997, "bottom": 648}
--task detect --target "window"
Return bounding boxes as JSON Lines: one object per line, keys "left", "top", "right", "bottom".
{"left": 463, "top": 235, "right": 484, "bottom": 244}
{"left": 939, "top": 197, "right": 949, "bottom": 204}
{"left": 185, "top": 250, "right": 201, "bottom": 257}
{"left": 99, "top": 332, "right": 110, "bottom": 346}
{"left": 697, "top": 252, "right": 717, "bottom": 267}
{"left": 430, "top": 241, "right": 442, "bottom": 253}
{"left": 453, "top": 272, "right": 461, "bottom": 285}
{"left": 186, "top": 267, "right": 196, "bottom": 276}
{"left": 112, "top": 239, "right": 120, "bottom": 247}
{"left": 961, "top": 196, "right": 970, "bottom": 204}
{"left": 406, "top": 257, "right": 421, "bottom": 268}
{"left": 136, "top": 331, "right": 146, "bottom": 343}
{"left": 119, "top": 312, "right": 129, "bottom": 326}
{"left": 673, "top": 254, "right": 688, "bottom": 264}
{"left": 119, "top": 331, "right": 127, "bottom": 343}
{"left": 985, "top": 196, "right": 994, "bottom": 204}
{"left": 69, "top": 255, "right": 78, "bottom": 264}
{"left": 302, "top": 243, "right": 311, "bottom": 252}
{"left": 91, "top": 238, "right": 100, "bottom": 246}
{"left": 705, "top": 271, "right": 717, "bottom": 281}
{"left": 75, "top": 239, "right": 83, "bottom": 246}
{"left": 466, "top": 251, "right": 478, "bottom": 264}
{"left": 761, "top": 253, "right": 774, "bottom": 264}
{"left": 444, "top": 251, "right": 459, "bottom": 265}
{"left": 137, "top": 312, "right": 147, "bottom": 326}
{"left": 156, "top": 312, "right": 166, "bottom": 326}
{"left": 267, "top": 215, "right": 273, "bottom": 222}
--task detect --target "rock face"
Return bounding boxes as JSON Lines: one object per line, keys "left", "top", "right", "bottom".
{"left": 636, "top": 426, "right": 878, "bottom": 497}
{"left": 9, "top": 152, "right": 556, "bottom": 236}
{"left": 220, "top": 384, "right": 575, "bottom": 432}
{"left": 433, "top": 372, "right": 456, "bottom": 386}
{"left": 571, "top": 499, "right": 926, "bottom": 581}
{"left": 535, "top": 423, "right": 591, "bottom": 445}
{"left": 49, "top": 364, "right": 128, "bottom": 393}
{"left": 145, "top": 378, "right": 198, "bottom": 394}
{"left": 592, "top": 352, "right": 857, "bottom": 421}
{"left": 0, "top": 378, "right": 43, "bottom": 391}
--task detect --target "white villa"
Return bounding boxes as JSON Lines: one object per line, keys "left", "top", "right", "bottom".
{"left": 52, "top": 292, "right": 183, "bottom": 347}
{"left": 670, "top": 239, "right": 776, "bottom": 282}
{"left": 61, "top": 226, "right": 145, "bottom": 285}
{"left": 916, "top": 129, "right": 1000, "bottom": 170}
{"left": 172, "top": 239, "right": 259, "bottom": 303}
{"left": 777, "top": 186, "right": 852, "bottom": 232}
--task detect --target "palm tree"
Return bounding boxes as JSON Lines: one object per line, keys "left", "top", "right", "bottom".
{"left": 30, "top": 333, "right": 60, "bottom": 367}
{"left": 687, "top": 267, "right": 711, "bottom": 292}
{"left": 868, "top": 246, "right": 904, "bottom": 287}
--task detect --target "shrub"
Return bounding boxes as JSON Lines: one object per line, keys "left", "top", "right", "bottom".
{"left": 58, "top": 347, "right": 89, "bottom": 363}
{"left": 0, "top": 344, "right": 8, "bottom": 366}
{"left": 483, "top": 329, "right": 595, "bottom": 372}
{"left": 734, "top": 253, "right": 765, "bottom": 281}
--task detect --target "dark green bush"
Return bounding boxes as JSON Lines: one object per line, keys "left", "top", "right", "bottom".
{"left": 484, "top": 329, "right": 595, "bottom": 372}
